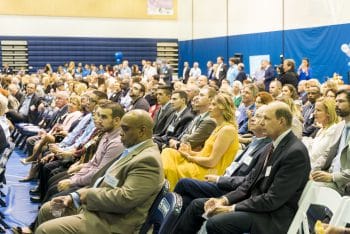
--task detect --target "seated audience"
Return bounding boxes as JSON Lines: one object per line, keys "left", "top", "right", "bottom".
{"left": 237, "top": 83, "right": 258, "bottom": 135}
{"left": 311, "top": 89, "right": 350, "bottom": 195}
{"left": 174, "top": 105, "right": 271, "bottom": 210}
{"left": 25, "top": 110, "right": 164, "bottom": 234}
{"left": 302, "top": 85, "right": 321, "bottom": 136}
{"left": 168, "top": 87, "right": 217, "bottom": 151}
{"left": 152, "top": 85, "right": 174, "bottom": 135}
{"left": 173, "top": 101, "right": 310, "bottom": 234}
{"left": 153, "top": 90, "right": 194, "bottom": 149}
{"left": 7, "top": 82, "right": 42, "bottom": 124}
{"left": 161, "top": 93, "right": 239, "bottom": 190}
{"left": 303, "top": 97, "right": 342, "bottom": 168}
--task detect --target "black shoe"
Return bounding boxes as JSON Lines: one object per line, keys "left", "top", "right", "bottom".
{"left": 30, "top": 195, "right": 41, "bottom": 203}
{"left": 29, "top": 186, "right": 39, "bottom": 195}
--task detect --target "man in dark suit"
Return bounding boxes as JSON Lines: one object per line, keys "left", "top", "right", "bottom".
{"left": 173, "top": 101, "right": 310, "bottom": 234}
{"left": 7, "top": 82, "right": 41, "bottom": 124}
{"left": 215, "top": 56, "right": 227, "bottom": 85}
{"left": 153, "top": 90, "right": 194, "bottom": 149}
{"left": 302, "top": 85, "right": 321, "bottom": 136}
{"left": 174, "top": 105, "right": 271, "bottom": 210}
{"left": 153, "top": 85, "right": 174, "bottom": 135}
{"left": 182, "top": 61, "right": 191, "bottom": 84}
{"left": 262, "top": 59, "right": 276, "bottom": 92}
{"left": 127, "top": 82, "right": 150, "bottom": 112}
{"left": 109, "top": 81, "right": 122, "bottom": 103}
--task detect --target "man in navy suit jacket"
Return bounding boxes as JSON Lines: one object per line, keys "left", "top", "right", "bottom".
{"left": 173, "top": 102, "right": 310, "bottom": 234}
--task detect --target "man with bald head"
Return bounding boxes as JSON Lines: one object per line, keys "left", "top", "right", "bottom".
{"left": 174, "top": 102, "right": 310, "bottom": 234}
{"left": 34, "top": 110, "right": 164, "bottom": 234}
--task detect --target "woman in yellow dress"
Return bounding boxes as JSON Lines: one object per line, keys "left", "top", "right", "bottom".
{"left": 161, "top": 93, "right": 239, "bottom": 190}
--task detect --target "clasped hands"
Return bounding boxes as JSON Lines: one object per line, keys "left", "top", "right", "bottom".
{"left": 178, "top": 142, "right": 192, "bottom": 161}
{"left": 203, "top": 197, "right": 234, "bottom": 219}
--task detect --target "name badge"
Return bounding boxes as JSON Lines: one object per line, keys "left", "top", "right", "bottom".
{"left": 167, "top": 125, "right": 175, "bottom": 133}
{"left": 265, "top": 166, "right": 272, "bottom": 177}
{"left": 243, "top": 156, "right": 253, "bottom": 166}
{"left": 104, "top": 174, "right": 119, "bottom": 188}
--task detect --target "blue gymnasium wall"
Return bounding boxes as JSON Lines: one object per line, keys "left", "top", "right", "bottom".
{"left": 0, "top": 36, "right": 177, "bottom": 71}
{"left": 179, "top": 23, "right": 350, "bottom": 83}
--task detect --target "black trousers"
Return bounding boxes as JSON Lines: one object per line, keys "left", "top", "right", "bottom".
{"left": 173, "top": 198, "right": 255, "bottom": 234}
{"left": 174, "top": 178, "right": 229, "bottom": 212}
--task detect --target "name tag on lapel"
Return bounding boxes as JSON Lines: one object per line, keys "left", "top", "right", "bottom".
{"left": 265, "top": 166, "right": 272, "bottom": 177}
{"left": 167, "top": 125, "right": 175, "bottom": 133}
{"left": 104, "top": 174, "right": 119, "bottom": 188}
{"left": 243, "top": 156, "right": 253, "bottom": 166}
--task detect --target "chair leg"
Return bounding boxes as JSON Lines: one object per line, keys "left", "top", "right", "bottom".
{"left": 0, "top": 198, "right": 6, "bottom": 207}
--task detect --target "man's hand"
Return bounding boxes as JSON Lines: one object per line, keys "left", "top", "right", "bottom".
{"left": 207, "top": 205, "right": 233, "bottom": 217}
{"left": 56, "top": 149, "right": 75, "bottom": 158}
{"left": 76, "top": 188, "right": 89, "bottom": 204}
{"left": 204, "top": 174, "right": 219, "bottom": 183}
{"left": 67, "top": 163, "right": 84, "bottom": 175}
{"left": 204, "top": 197, "right": 228, "bottom": 213}
{"left": 41, "top": 153, "right": 55, "bottom": 164}
{"left": 311, "top": 171, "right": 333, "bottom": 182}
{"left": 51, "top": 195, "right": 72, "bottom": 208}
{"left": 58, "top": 179, "right": 71, "bottom": 192}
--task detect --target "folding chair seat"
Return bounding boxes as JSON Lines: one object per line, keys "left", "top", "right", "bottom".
{"left": 329, "top": 196, "right": 350, "bottom": 227}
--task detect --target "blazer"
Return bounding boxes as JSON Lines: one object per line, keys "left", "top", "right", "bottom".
{"left": 153, "top": 106, "right": 194, "bottom": 148}
{"left": 263, "top": 65, "right": 276, "bottom": 91}
{"left": 179, "top": 112, "right": 216, "bottom": 150}
{"left": 182, "top": 66, "right": 190, "bottom": 83}
{"left": 45, "top": 104, "right": 69, "bottom": 131}
{"left": 85, "top": 139, "right": 164, "bottom": 234}
{"left": 153, "top": 102, "right": 175, "bottom": 135}
{"left": 19, "top": 93, "right": 42, "bottom": 124}
{"left": 217, "top": 137, "right": 272, "bottom": 191}
{"left": 216, "top": 63, "right": 228, "bottom": 81}
{"left": 129, "top": 97, "right": 150, "bottom": 112}
{"left": 316, "top": 121, "right": 350, "bottom": 194}
{"left": 224, "top": 131, "right": 310, "bottom": 234}
{"left": 278, "top": 71, "right": 299, "bottom": 89}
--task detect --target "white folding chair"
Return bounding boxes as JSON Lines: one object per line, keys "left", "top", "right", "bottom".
{"left": 287, "top": 181, "right": 342, "bottom": 234}
{"left": 329, "top": 196, "right": 350, "bottom": 227}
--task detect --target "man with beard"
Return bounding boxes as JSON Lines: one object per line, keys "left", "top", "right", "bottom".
{"left": 311, "top": 89, "right": 350, "bottom": 195}
{"left": 127, "top": 82, "right": 150, "bottom": 112}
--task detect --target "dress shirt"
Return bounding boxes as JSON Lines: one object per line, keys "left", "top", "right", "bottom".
{"left": 70, "top": 128, "right": 124, "bottom": 187}
{"left": 59, "top": 113, "right": 92, "bottom": 148}
{"left": 223, "top": 137, "right": 265, "bottom": 177}
{"left": 331, "top": 123, "right": 350, "bottom": 173}
{"left": 0, "top": 115, "right": 10, "bottom": 139}
{"left": 189, "top": 67, "right": 201, "bottom": 78}
{"left": 226, "top": 65, "right": 238, "bottom": 84}
{"left": 19, "top": 94, "right": 32, "bottom": 116}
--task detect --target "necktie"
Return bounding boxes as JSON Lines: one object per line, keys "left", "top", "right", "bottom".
{"left": 263, "top": 144, "right": 274, "bottom": 168}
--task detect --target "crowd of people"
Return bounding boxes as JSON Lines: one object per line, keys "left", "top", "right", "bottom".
{"left": 0, "top": 56, "right": 349, "bottom": 234}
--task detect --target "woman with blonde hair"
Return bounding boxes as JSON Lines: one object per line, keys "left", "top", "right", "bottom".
{"left": 303, "top": 97, "right": 343, "bottom": 168}
{"left": 161, "top": 93, "right": 239, "bottom": 190}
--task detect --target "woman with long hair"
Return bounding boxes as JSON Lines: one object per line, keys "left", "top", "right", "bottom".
{"left": 161, "top": 93, "right": 239, "bottom": 190}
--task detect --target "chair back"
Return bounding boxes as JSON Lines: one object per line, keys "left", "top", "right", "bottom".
{"left": 158, "top": 192, "right": 183, "bottom": 234}
{"left": 287, "top": 181, "right": 342, "bottom": 234}
{"left": 329, "top": 196, "right": 350, "bottom": 227}
{"left": 139, "top": 180, "right": 170, "bottom": 234}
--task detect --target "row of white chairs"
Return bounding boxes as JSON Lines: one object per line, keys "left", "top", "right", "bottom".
{"left": 288, "top": 181, "right": 350, "bottom": 234}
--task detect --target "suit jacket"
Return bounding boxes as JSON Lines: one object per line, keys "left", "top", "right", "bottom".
{"left": 302, "top": 103, "right": 316, "bottom": 136}
{"left": 129, "top": 97, "right": 150, "bottom": 112}
{"left": 45, "top": 105, "right": 68, "bottom": 131}
{"left": 153, "top": 102, "right": 175, "bottom": 135}
{"left": 179, "top": 112, "right": 216, "bottom": 150}
{"left": 153, "top": 106, "right": 194, "bottom": 148}
{"left": 316, "top": 121, "right": 350, "bottom": 194}
{"left": 85, "top": 139, "right": 164, "bottom": 234}
{"left": 182, "top": 66, "right": 190, "bottom": 83}
{"left": 224, "top": 131, "right": 310, "bottom": 234}
{"left": 263, "top": 65, "right": 276, "bottom": 91}
{"left": 217, "top": 137, "right": 272, "bottom": 191}
{"left": 19, "top": 93, "right": 42, "bottom": 124}
{"left": 109, "top": 91, "right": 122, "bottom": 103}
{"left": 278, "top": 71, "right": 299, "bottom": 89}
{"left": 216, "top": 63, "right": 228, "bottom": 82}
